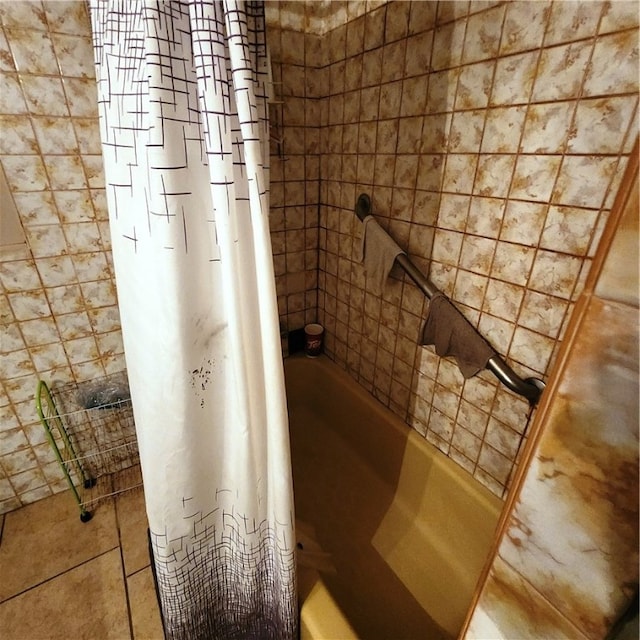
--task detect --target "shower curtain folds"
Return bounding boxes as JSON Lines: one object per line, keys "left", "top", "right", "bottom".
{"left": 89, "top": 2, "right": 297, "bottom": 638}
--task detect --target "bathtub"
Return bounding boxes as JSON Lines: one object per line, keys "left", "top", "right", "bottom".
{"left": 284, "top": 355, "right": 502, "bottom": 640}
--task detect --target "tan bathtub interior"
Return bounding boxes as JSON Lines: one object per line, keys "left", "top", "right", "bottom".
{"left": 286, "top": 355, "right": 502, "bottom": 640}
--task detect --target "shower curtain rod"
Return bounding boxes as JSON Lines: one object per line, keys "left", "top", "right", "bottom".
{"left": 355, "top": 193, "right": 545, "bottom": 404}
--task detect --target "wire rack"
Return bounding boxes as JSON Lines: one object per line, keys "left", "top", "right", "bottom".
{"left": 36, "top": 371, "right": 142, "bottom": 522}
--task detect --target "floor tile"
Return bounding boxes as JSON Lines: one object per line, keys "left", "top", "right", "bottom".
{"left": 128, "top": 567, "right": 164, "bottom": 640}
{"left": 0, "top": 490, "right": 118, "bottom": 602}
{"left": 0, "top": 548, "right": 131, "bottom": 640}
{"left": 116, "top": 487, "right": 150, "bottom": 576}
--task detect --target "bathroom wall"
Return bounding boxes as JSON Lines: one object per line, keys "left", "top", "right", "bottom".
{"left": 0, "top": 0, "right": 635, "bottom": 515}
{"left": 266, "top": 0, "right": 639, "bottom": 497}
{"left": 0, "top": 2, "right": 124, "bottom": 514}
{"left": 464, "top": 141, "right": 638, "bottom": 640}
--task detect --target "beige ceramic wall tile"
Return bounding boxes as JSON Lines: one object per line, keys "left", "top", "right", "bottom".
{"left": 511, "top": 155, "right": 562, "bottom": 202}
{"left": 477, "top": 313, "right": 515, "bottom": 352}
{"left": 13, "top": 191, "right": 60, "bottom": 224}
{"left": 500, "top": 1, "right": 549, "bottom": 55}
{"left": 568, "top": 96, "right": 637, "bottom": 154}
{"left": 584, "top": 30, "right": 639, "bottom": 96}
{"left": 462, "top": 5, "right": 504, "bottom": 64}
{"left": 1, "top": 155, "right": 49, "bottom": 191}
{"left": 5, "top": 27, "right": 59, "bottom": 75}
{"left": 532, "top": 41, "right": 593, "bottom": 102}
{"left": 0, "top": 115, "right": 38, "bottom": 154}
{"left": 44, "top": 1, "right": 91, "bottom": 35}
{"left": 517, "top": 290, "right": 568, "bottom": 339}
{"left": 520, "top": 101, "right": 575, "bottom": 154}
{"left": 545, "top": 1, "right": 602, "bottom": 45}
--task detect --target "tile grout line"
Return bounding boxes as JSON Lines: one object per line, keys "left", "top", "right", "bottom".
{"left": 114, "top": 496, "right": 137, "bottom": 640}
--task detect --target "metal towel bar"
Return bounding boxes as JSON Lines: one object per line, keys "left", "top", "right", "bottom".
{"left": 355, "top": 193, "right": 545, "bottom": 404}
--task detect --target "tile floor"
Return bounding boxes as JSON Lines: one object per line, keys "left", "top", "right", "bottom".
{"left": 0, "top": 487, "right": 164, "bottom": 640}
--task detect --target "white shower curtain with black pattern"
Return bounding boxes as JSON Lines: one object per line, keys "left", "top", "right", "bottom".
{"left": 89, "top": 2, "right": 297, "bottom": 638}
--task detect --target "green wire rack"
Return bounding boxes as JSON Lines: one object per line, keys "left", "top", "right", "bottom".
{"left": 35, "top": 373, "right": 141, "bottom": 522}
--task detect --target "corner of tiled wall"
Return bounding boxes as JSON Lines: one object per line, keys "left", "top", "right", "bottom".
{"left": 270, "top": 0, "right": 639, "bottom": 497}
{"left": 266, "top": 2, "right": 324, "bottom": 332}
{"left": 0, "top": 1, "right": 125, "bottom": 514}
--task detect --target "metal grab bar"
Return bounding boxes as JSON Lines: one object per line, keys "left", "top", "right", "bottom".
{"left": 355, "top": 193, "right": 545, "bottom": 404}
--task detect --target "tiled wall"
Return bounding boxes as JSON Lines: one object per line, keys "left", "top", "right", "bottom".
{"left": 267, "top": 14, "right": 321, "bottom": 331}
{"left": 0, "top": 0, "right": 636, "bottom": 513}
{"left": 0, "top": 2, "right": 124, "bottom": 514}
{"left": 267, "top": 0, "right": 638, "bottom": 496}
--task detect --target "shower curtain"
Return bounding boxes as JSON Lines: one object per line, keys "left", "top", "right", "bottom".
{"left": 89, "top": 2, "right": 297, "bottom": 638}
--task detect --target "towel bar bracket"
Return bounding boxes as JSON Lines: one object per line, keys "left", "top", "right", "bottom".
{"left": 355, "top": 193, "right": 545, "bottom": 405}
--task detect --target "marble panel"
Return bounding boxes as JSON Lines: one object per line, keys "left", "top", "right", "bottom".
{"left": 499, "top": 298, "right": 639, "bottom": 638}
{"left": 467, "top": 555, "right": 590, "bottom": 639}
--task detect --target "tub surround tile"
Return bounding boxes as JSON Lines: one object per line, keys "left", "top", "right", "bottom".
{"left": 7, "top": 289, "right": 51, "bottom": 321}
{"left": 474, "top": 155, "right": 515, "bottom": 199}
{"left": 517, "top": 290, "right": 568, "bottom": 339}
{"left": 532, "top": 40, "right": 593, "bottom": 102}
{"left": 3, "top": 374, "right": 37, "bottom": 406}
{"left": 568, "top": 96, "right": 637, "bottom": 155}
{"left": 55, "top": 189, "right": 97, "bottom": 222}
{"left": 1, "top": 323, "right": 26, "bottom": 353}
{"left": 500, "top": 1, "right": 549, "bottom": 55}
{"left": 491, "top": 241, "right": 536, "bottom": 286}
{"left": 584, "top": 30, "right": 640, "bottom": 97}
{"left": 491, "top": 51, "right": 538, "bottom": 106}
{"left": 31, "top": 116, "right": 79, "bottom": 155}
{"left": 520, "top": 101, "right": 575, "bottom": 154}
{"left": 63, "top": 77, "right": 100, "bottom": 117}
{"left": 554, "top": 155, "right": 619, "bottom": 209}
{"left": 44, "top": 155, "right": 87, "bottom": 190}
{"left": 462, "top": 5, "right": 505, "bottom": 65}
{"left": 540, "top": 205, "right": 599, "bottom": 256}
{"left": 477, "top": 312, "right": 515, "bottom": 353}
{"left": 477, "top": 442, "right": 512, "bottom": 486}
{"left": 529, "top": 250, "right": 582, "bottom": 300}
{"left": 73, "top": 118, "right": 102, "bottom": 154}
{"left": 24, "top": 224, "right": 68, "bottom": 258}
{"left": 0, "top": 259, "right": 42, "bottom": 291}
{"left": 510, "top": 154, "right": 562, "bottom": 203}
{"left": 0, "top": 28, "right": 14, "bottom": 72}
{"left": 6, "top": 467, "right": 48, "bottom": 498}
